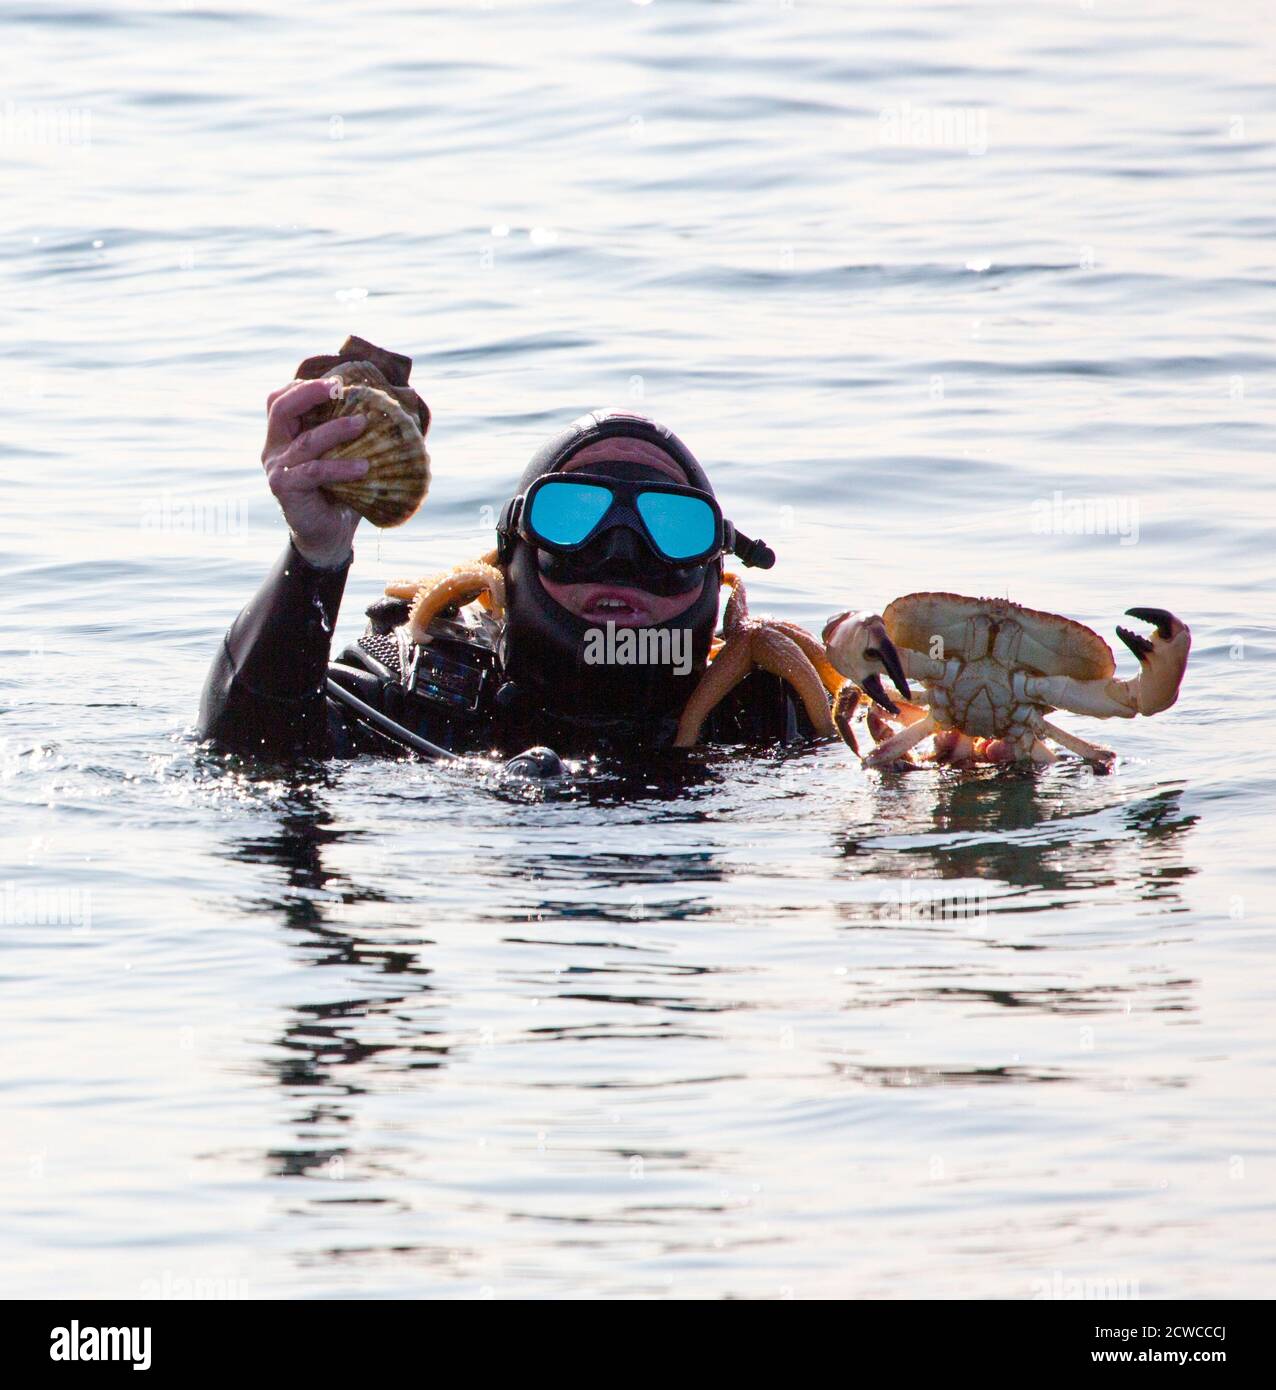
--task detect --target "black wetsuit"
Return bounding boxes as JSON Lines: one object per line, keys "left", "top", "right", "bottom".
{"left": 198, "top": 541, "right": 823, "bottom": 761}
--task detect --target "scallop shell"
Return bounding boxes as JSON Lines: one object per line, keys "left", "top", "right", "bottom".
{"left": 310, "top": 371, "right": 430, "bottom": 528}
{"left": 296, "top": 337, "right": 430, "bottom": 434}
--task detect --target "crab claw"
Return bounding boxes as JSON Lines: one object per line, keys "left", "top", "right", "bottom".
{"left": 868, "top": 640, "right": 911, "bottom": 701}
{"left": 1125, "top": 606, "right": 1178, "bottom": 640}
{"left": 1115, "top": 626, "right": 1154, "bottom": 660}
{"left": 860, "top": 674, "right": 900, "bottom": 715}
{"left": 1114, "top": 607, "right": 1191, "bottom": 715}
{"left": 822, "top": 611, "right": 912, "bottom": 713}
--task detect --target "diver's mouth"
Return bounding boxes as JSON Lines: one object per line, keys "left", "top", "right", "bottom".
{"left": 577, "top": 585, "right": 657, "bottom": 626}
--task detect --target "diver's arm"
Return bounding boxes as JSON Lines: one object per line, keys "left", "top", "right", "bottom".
{"left": 197, "top": 540, "right": 352, "bottom": 757}
{"left": 198, "top": 376, "right": 376, "bottom": 755}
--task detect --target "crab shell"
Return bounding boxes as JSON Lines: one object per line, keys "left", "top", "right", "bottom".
{"left": 882, "top": 592, "right": 1114, "bottom": 739}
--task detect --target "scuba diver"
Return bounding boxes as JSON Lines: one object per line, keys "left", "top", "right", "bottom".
{"left": 198, "top": 347, "right": 906, "bottom": 770}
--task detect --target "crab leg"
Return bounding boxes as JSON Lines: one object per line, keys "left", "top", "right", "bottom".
{"left": 862, "top": 713, "right": 936, "bottom": 768}
{"left": 832, "top": 685, "right": 861, "bottom": 753}
{"left": 1030, "top": 738, "right": 1058, "bottom": 765}
{"left": 1023, "top": 608, "right": 1190, "bottom": 721}
{"left": 931, "top": 730, "right": 979, "bottom": 763}
{"left": 1032, "top": 714, "right": 1114, "bottom": 766}
{"left": 865, "top": 698, "right": 939, "bottom": 764}
{"left": 865, "top": 697, "right": 930, "bottom": 743}
{"left": 838, "top": 688, "right": 931, "bottom": 753}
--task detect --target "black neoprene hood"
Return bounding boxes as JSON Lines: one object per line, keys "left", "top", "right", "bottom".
{"left": 509, "top": 410, "right": 717, "bottom": 502}
{"left": 496, "top": 410, "right": 724, "bottom": 726}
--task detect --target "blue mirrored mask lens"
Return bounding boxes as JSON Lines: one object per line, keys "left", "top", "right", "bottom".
{"left": 529, "top": 481, "right": 613, "bottom": 546}
{"left": 635, "top": 491, "right": 717, "bottom": 560}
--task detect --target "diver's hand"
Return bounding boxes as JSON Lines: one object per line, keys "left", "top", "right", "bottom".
{"left": 262, "top": 377, "right": 369, "bottom": 569}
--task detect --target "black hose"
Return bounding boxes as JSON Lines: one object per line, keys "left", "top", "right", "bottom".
{"left": 325, "top": 678, "right": 459, "bottom": 761}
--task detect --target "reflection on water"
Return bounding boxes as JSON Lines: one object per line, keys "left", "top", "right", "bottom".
{"left": 839, "top": 775, "right": 1198, "bottom": 902}
{"left": 218, "top": 759, "right": 1208, "bottom": 1251}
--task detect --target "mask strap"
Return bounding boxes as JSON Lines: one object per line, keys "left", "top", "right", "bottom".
{"left": 496, "top": 495, "right": 522, "bottom": 564}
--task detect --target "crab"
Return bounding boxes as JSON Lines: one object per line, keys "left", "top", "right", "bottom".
{"left": 822, "top": 593, "right": 1191, "bottom": 768}
{"left": 674, "top": 573, "right": 840, "bottom": 746}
